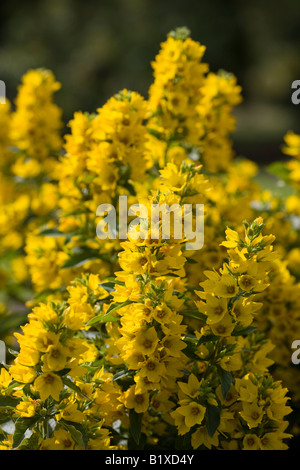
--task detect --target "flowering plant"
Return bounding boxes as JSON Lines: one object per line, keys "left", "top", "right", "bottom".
{"left": 0, "top": 27, "right": 298, "bottom": 450}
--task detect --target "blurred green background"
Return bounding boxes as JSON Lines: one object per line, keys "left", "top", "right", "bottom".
{"left": 1, "top": 0, "right": 300, "bottom": 163}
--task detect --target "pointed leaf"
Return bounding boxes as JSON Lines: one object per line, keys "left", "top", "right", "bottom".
{"left": 205, "top": 404, "right": 221, "bottom": 437}
{"left": 129, "top": 410, "right": 143, "bottom": 445}
{"left": 62, "top": 421, "right": 87, "bottom": 449}
{"left": 13, "top": 418, "right": 37, "bottom": 449}
{"left": 218, "top": 367, "right": 233, "bottom": 400}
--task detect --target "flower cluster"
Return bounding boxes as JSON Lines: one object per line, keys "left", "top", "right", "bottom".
{"left": 0, "top": 274, "right": 124, "bottom": 450}
{"left": 147, "top": 27, "right": 242, "bottom": 173}
{"left": 170, "top": 219, "right": 292, "bottom": 449}
{"left": 0, "top": 28, "right": 299, "bottom": 450}
{"left": 0, "top": 69, "right": 63, "bottom": 354}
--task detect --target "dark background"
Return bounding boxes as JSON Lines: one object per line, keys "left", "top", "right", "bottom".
{"left": 1, "top": 0, "right": 300, "bottom": 163}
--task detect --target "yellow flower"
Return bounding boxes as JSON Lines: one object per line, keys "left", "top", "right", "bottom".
{"left": 238, "top": 274, "right": 268, "bottom": 293}
{"left": 259, "top": 432, "right": 291, "bottom": 450}
{"left": 67, "top": 283, "right": 89, "bottom": 305}
{"left": 28, "top": 304, "right": 59, "bottom": 323}
{"left": 150, "top": 391, "right": 173, "bottom": 413}
{"left": 57, "top": 402, "right": 86, "bottom": 423}
{"left": 139, "top": 357, "right": 166, "bottom": 383}
{"left": 63, "top": 303, "right": 94, "bottom": 330}
{"left": 133, "top": 327, "right": 159, "bottom": 356}
{"left": 0, "top": 436, "right": 13, "bottom": 450}
{"left": 220, "top": 227, "right": 240, "bottom": 249}
{"left": 191, "top": 426, "right": 219, "bottom": 449}
{"left": 18, "top": 345, "right": 40, "bottom": 367}
{"left": 12, "top": 156, "right": 42, "bottom": 178}
{"left": 266, "top": 402, "right": 292, "bottom": 422}
{"left": 197, "top": 294, "right": 228, "bottom": 325}
{"left": 49, "top": 429, "right": 75, "bottom": 450}
{"left": 210, "top": 314, "right": 235, "bottom": 337}
{"left": 170, "top": 409, "right": 190, "bottom": 436}
{"left": 231, "top": 297, "right": 261, "bottom": 327}
{"left": 178, "top": 374, "right": 201, "bottom": 399}
{"left": 119, "top": 250, "right": 150, "bottom": 275}
{"left": 34, "top": 372, "right": 64, "bottom": 401}
{"left": 10, "top": 69, "right": 62, "bottom": 160}
{"left": 9, "top": 363, "right": 37, "bottom": 384}
{"left": 242, "top": 434, "right": 260, "bottom": 450}
{"left": 153, "top": 304, "right": 173, "bottom": 324}
{"left": 159, "top": 163, "right": 187, "bottom": 192}
{"left": 282, "top": 131, "right": 300, "bottom": 159}
{"left": 123, "top": 385, "right": 149, "bottom": 413}
{"left": 134, "top": 375, "right": 160, "bottom": 395}
{"left": 177, "top": 402, "right": 206, "bottom": 428}
{"left": 162, "top": 335, "right": 186, "bottom": 357}
{"left": 88, "top": 274, "right": 109, "bottom": 299}
{"left": 219, "top": 352, "right": 242, "bottom": 372}
{"left": 251, "top": 342, "right": 274, "bottom": 374}
{"left": 88, "top": 157, "right": 119, "bottom": 191}
{"left": 239, "top": 402, "right": 264, "bottom": 429}
{"left": 0, "top": 368, "right": 12, "bottom": 391}
{"left": 214, "top": 274, "right": 239, "bottom": 298}
{"left": 42, "top": 343, "right": 69, "bottom": 372}
{"left": 33, "top": 329, "right": 60, "bottom": 353}
{"left": 235, "top": 375, "right": 258, "bottom": 403}
{"left": 16, "top": 400, "right": 39, "bottom": 418}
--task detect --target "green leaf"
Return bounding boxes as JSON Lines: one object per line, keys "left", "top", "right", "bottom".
{"left": 62, "top": 377, "right": 89, "bottom": 399}
{"left": 267, "top": 161, "right": 290, "bottom": 183}
{"left": 0, "top": 314, "right": 28, "bottom": 337}
{"left": 87, "top": 311, "right": 115, "bottom": 326}
{"left": 105, "top": 300, "right": 133, "bottom": 316}
{"left": 182, "top": 340, "right": 198, "bottom": 361}
{"left": 100, "top": 278, "right": 124, "bottom": 286}
{"left": 87, "top": 300, "right": 133, "bottom": 326}
{"left": 129, "top": 409, "right": 143, "bottom": 445}
{"left": 55, "top": 368, "right": 72, "bottom": 377}
{"left": 61, "top": 421, "right": 88, "bottom": 449}
{"left": 7, "top": 348, "right": 19, "bottom": 357}
{"left": 164, "top": 272, "right": 181, "bottom": 278}
{"left": 61, "top": 251, "right": 100, "bottom": 269}
{"left": 205, "top": 404, "right": 221, "bottom": 438}
{"left": 98, "top": 284, "right": 115, "bottom": 293}
{"left": 197, "top": 333, "right": 218, "bottom": 346}
{"left": 80, "top": 174, "right": 97, "bottom": 183}
{"left": 12, "top": 418, "right": 37, "bottom": 449}
{"left": 18, "top": 432, "right": 40, "bottom": 450}
{"left": 1, "top": 381, "right": 22, "bottom": 395}
{"left": 38, "top": 228, "right": 63, "bottom": 237}
{"left": 175, "top": 431, "right": 192, "bottom": 450}
{"left": 254, "top": 166, "right": 295, "bottom": 198}
{"left": 185, "top": 257, "right": 198, "bottom": 264}
{"left": 218, "top": 367, "right": 233, "bottom": 400}
{"left": 181, "top": 309, "right": 206, "bottom": 322}
{"left": 147, "top": 128, "right": 165, "bottom": 141}
{"left": 232, "top": 325, "right": 257, "bottom": 336}
{"left": 112, "top": 369, "right": 135, "bottom": 382}
{"left": 173, "top": 291, "right": 190, "bottom": 301}
{"left": 0, "top": 395, "right": 21, "bottom": 407}
{"left": 98, "top": 279, "right": 124, "bottom": 294}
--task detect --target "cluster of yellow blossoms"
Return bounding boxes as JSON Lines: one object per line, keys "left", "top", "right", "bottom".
{"left": 0, "top": 69, "right": 63, "bottom": 348}
{"left": 0, "top": 28, "right": 299, "bottom": 450}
